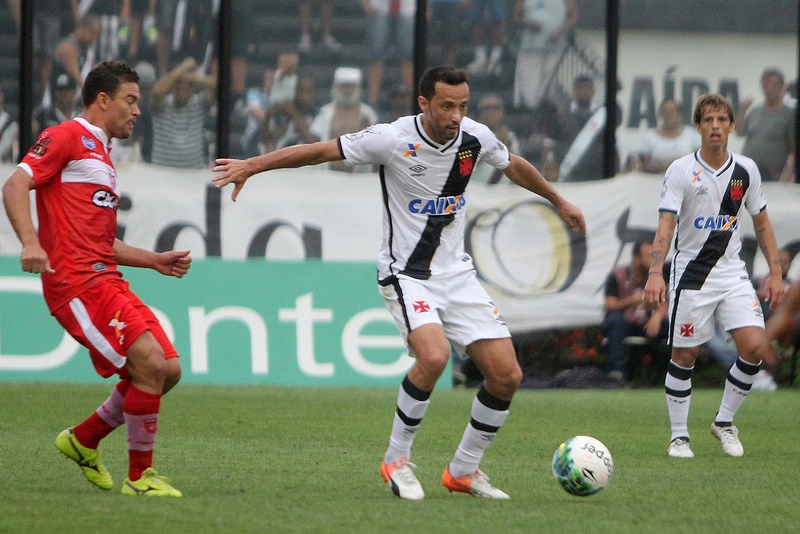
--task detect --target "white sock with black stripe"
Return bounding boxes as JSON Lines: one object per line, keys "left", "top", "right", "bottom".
{"left": 715, "top": 357, "right": 760, "bottom": 424}
{"left": 448, "top": 387, "right": 510, "bottom": 478}
{"left": 666, "top": 360, "right": 693, "bottom": 442}
{"left": 384, "top": 375, "right": 431, "bottom": 464}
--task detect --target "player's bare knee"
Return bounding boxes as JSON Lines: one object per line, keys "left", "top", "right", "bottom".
{"left": 416, "top": 350, "right": 450, "bottom": 376}
{"left": 163, "top": 358, "right": 182, "bottom": 393}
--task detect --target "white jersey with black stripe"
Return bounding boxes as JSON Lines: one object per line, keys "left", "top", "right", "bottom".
{"left": 659, "top": 150, "right": 766, "bottom": 292}
{"left": 340, "top": 114, "right": 511, "bottom": 281}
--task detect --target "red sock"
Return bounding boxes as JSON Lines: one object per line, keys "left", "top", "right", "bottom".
{"left": 73, "top": 379, "right": 131, "bottom": 449}
{"left": 123, "top": 385, "right": 162, "bottom": 481}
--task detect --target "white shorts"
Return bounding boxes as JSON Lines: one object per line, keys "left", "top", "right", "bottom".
{"left": 378, "top": 270, "right": 511, "bottom": 358}
{"left": 669, "top": 278, "right": 764, "bottom": 348}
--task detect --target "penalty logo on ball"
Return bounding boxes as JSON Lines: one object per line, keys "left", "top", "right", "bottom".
{"left": 552, "top": 435, "right": 613, "bottom": 496}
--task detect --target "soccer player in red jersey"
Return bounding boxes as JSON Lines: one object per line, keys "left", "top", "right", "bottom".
{"left": 2, "top": 61, "right": 191, "bottom": 497}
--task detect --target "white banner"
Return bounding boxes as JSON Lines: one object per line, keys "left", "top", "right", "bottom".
{"left": 2, "top": 163, "right": 800, "bottom": 332}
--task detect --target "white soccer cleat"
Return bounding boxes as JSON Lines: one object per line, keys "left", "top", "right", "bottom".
{"left": 667, "top": 437, "right": 694, "bottom": 458}
{"left": 381, "top": 458, "right": 425, "bottom": 500}
{"left": 442, "top": 466, "right": 510, "bottom": 499}
{"left": 711, "top": 423, "right": 744, "bottom": 457}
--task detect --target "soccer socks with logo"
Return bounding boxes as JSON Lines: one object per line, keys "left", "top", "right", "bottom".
{"left": 384, "top": 375, "right": 431, "bottom": 464}
{"left": 665, "top": 361, "right": 693, "bottom": 442}
{"left": 448, "top": 387, "right": 510, "bottom": 478}
{"left": 716, "top": 357, "right": 759, "bottom": 424}
{"left": 73, "top": 379, "right": 130, "bottom": 449}
{"left": 123, "top": 385, "right": 161, "bottom": 481}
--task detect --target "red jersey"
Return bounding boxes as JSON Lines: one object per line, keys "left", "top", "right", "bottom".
{"left": 19, "top": 118, "right": 122, "bottom": 312}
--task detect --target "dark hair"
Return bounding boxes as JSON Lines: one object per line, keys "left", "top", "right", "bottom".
{"left": 574, "top": 74, "right": 594, "bottom": 86}
{"left": 692, "top": 93, "right": 734, "bottom": 126}
{"left": 632, "top": 240, "right": 649, "bottom": 257}
{"left": 418, "top": 66, "right": 469, "bottom": 100}
{"left": 82, "top": 60, "right": 139, "bottom": 107}
{"left": 761, "top": 67, "right": 784, "bottom": 84}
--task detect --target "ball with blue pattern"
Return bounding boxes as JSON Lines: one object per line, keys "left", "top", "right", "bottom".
{"left": 552, "top": 435, "right": 613, "bottom": 496}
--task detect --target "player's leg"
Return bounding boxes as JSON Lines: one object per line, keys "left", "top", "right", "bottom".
{"left": 378, "top": 324, "right": 449, "bottom": 500}
{"left": 120, "top": 330, "right": 182, "bottom": 497}
{"left": 52, "top": 290, "right": 135, "bottom": 490}
{"left": 711, "top": 284, "right": 769, "bottom": 456}
{"left": 378, "top": 277, "right": 449, "bottom": 500}
{"left": 665, "top": 346, "right": 699, "bottom": 458}
{"left": 709, "top": 326, "right": 765, "bottom": 457}
{"left": 442, "top": 337, "right": 519, "bottom": 499}
{"left": 665, "top": 288, "right": 714, "bottom": 458}
{"left": 439, "top": 272, "right": 518, "bottom": 498}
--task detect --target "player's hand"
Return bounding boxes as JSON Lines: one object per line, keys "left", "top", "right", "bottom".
{"left": 557, "top": 201, "right": 586, "bottom": 235}
{"left": 212, "top": 158, "right": 252, "bottom": 202}
{"left": 763, "top": 271, "right": 785, "bottom": 310}
{"left": 644, "top": 274, "right": 665, "bottom": 309}
{"left": 155, "top": 250, "right": 192, "bottom": 278}
{"left": 20, "top": 243, "right": 54, "bottom": 274}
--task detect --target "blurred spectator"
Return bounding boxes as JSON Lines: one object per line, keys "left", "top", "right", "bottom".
{"left": 0, "top": 84, "right": 19, "bottom": 162}
{"left": 427, "top": 0, "right": 467, "bottom": 66}
{"left": 261, "top": 76, "right": 319, "bottom": 152}
{"left": 298, "top": 0, "right": 342, "bottom": 53}
{"left": 120, "top": 0, "right": 156, "bottom": 63}
{"left": 361, "top": 0, "right": 415, "bottom": 109}
{"left": 270, "top": 53, "right": 300, "bottom": 105}
{"left": 80, "top": 0, "right": 123, "bottom": 61}
{"left": 470, "top": 93, "right": 520, "bottom": 184}
{"left": 465, "top": 0, "right": 509, "bottom": 77}
{"left": 239, "top": 68, "right": 275, "bottom": 158}
{"left": 736, "top": 67, "right": 795, "bottom": 182}
{"left": 150, "top": 57, "right": 216, "bottom": 169}
{"left": 379, "top": 84, "right": 412, "bottom": 123}
{"left": 156, "top": 0, "right": 217, "bottom": 77}
{"left": 545, "top": 74, "right": 619, "bottom": 182}
{"left": 512, "top": 0, "right": 577, "bottom": 110}
{"left": 601, "top": 240, "right": 668, "bottom": 382}
{"left": 635, "top": 98, "right": 700, "bottom": 174}
{"left": 783, "top": 78, "right": 797, "bottom": 108}
{"left": 32, "top": 73, "right": 78, "bottom": 138}
{"left": 54, "top": 13, "right": 102, "bottom": 94}
{"left": 131, "top": 60, "right": 156, "bottom": 162}
{"left": 522, "top": 98, "right": 559, "bottom": 171}
{"left": 310, "top": 67, "right": 377, "bottom": 172}
{"left": 766, "top": 280, "right": 800, "bottom": 364}
{"left": 16, "top": 0, "right": 80, "bottom": 106}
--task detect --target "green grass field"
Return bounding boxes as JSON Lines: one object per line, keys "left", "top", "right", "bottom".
{"left": 1, "top": 383, "right": 798, "bottom": 533}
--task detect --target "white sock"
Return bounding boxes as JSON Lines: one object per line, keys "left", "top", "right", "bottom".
{"left": 665, "top": 360, "right": 693, "bottom": 441}
{"left": 384, "top": 376, "right": 430, "bottom": 464}
{"left": 716, "top": 357, "right": 759, "bottom": 424}
{"left": 448, "top": 387, "right": 509, "bottom": 478}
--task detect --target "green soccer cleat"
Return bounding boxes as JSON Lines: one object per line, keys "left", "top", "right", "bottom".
{"left": 121, "top": 468, "right": 183, "bottom": 497}
{"left": 55, "top": 427, "right": 114, "bottom": 490}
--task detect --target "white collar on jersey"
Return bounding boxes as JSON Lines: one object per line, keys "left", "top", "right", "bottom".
{"left": 74, "top": 117, "right": 111, "bottom": 151}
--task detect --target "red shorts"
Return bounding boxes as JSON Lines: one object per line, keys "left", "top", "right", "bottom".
{"left": 52, "top": 278, "right": 178, "bottom": 378}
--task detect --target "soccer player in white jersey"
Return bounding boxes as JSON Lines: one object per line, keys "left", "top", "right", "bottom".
{"left": 644, "top": 93, "right": 784, "bottom": 459}
{"left": 214, "top": 66, "right": 586, "bottom": 500}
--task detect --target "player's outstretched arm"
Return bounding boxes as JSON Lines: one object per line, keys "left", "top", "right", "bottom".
{"left": 212, "top": 140, "right": 344, "bottom": 202}
{"left": 113, "top": 239, "right": 192, "bottom": 278}
{"left": 2, "top": 168, "right": 53, "bottom": 274}
{"left": 503, "top": 154, "right": 586, "bottom": 234}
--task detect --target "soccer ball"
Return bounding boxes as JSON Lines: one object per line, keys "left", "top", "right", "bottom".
{"left": 551, "top": 435, "right": 613, "bottom": 496}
